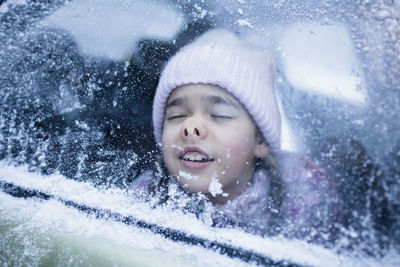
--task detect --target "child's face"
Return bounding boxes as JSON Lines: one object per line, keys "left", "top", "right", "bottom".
{"left": 162, "top": 84, "right": 268, "bottom": 204}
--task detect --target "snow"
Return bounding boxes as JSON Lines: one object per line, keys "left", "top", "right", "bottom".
{"left": 171, "top": 144, "right": 184, "bottom": 151}
{"left": 208, "top": 172, "right": 223, "bottom": 197}
{"left": 0, "top": 191, "right": 246, "bottom": 266}
{"left": 281, "top": 23, "right": 367, "bottom": 105}
{"left": 0, "top": 0, "right": 27, "bottom": 14}
{"left": 237, "top": 18, "right": 254, "bottom": 28}
{"left": 40, "top": 0, "right": 184, "bottom": 60}
{"left": 226, "top": 148, "right": 231, "bottom": 159}
{"left": 376, "top": 10, "right": 391, "bottom": 19}
{"left": 178, "top": 170, "right": 199, "bottom": 180}
{"left": 0, "top": 162, "right": 382, "bottom": 266}
{"left": 277, "top": 98, "right": 303, "bottom": 153}
{"left": 1, "top": 0, "right": 400, "bottom": 265}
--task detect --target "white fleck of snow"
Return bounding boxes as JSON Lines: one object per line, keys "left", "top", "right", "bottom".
{"left": 75, "top": 120, "right": 89, "bottom": 130}
{"left": 194, "top": 4, "right": 207, "bottom": 19}
{"left": 178, "top": 170, "right": 199, "bottom": 180}
{"left": 226, "top": 148, "right": 231, "bottom": 159}
{"left": 171, "top": 144, "right": 183, "bottom": 151}
{"left": 271, "top": 208, "right": 279, "bottom": 214}
{"left": 362, "top": 46, "right": 370, "bottom": 52}
{"left": 377, "top": 10, "right": 390, "bottom": 19}
{"left": 237, "top": 8, "right": 243, "bottom": 15}
{"left": 237, "top": 18, "right": 253, "bottom": 28}
{"left": 237, "top": 0, "right": 245, "bottom": 4}
{"left": 199, "top": 10, "right": 207, "bottom": 19}
{"left": 217, "top": 158, "right": 222, "bottom": 163}
{"left": 208, "top": 173, "right": 223, "bottom": 197}
{"left": 352, "top": 119, "right": 364, "bottom": 126}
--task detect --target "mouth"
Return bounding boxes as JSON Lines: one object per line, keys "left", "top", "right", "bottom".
{"left": 178, "top": 147, "right": 214, "bottom": 169}
{"left": 181, "top": 152, "right": 213, "bottom": 162}
{"left": 179, "top": 147, "right": 214, "bottom": 162}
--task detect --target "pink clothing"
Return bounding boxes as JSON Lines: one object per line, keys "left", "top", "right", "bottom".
{"left": 131, "top": 152, "right": 340, "bottom": 240}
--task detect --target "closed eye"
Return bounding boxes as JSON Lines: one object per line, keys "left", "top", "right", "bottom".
{"left": 211, "top": 114, "right": 233, "bottom": 119}
{"left": 167, "top": 115, "right": 187, "bottom": 120}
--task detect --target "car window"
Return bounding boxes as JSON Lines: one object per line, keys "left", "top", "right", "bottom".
{"left": 0, "top": 0, "right": 399, "bottom": 265}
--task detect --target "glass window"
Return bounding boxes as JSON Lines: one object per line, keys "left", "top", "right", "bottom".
{"left": 1, "top": 0, "right": 399, "bottom": 265}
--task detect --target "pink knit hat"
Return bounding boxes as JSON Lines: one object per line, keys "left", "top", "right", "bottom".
{"left": 152, "top": 29, "right": 281, "bottom": 151}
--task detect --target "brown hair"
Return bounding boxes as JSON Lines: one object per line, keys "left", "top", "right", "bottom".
{"left": 258, "top": 153, "right": 285, "bottom": 234}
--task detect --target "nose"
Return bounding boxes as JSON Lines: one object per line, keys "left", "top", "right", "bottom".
{"left": 181, "top": 117, "right": 208, "bottom": 140}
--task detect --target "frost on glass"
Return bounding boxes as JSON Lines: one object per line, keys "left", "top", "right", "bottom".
{"left": 0, "top": 0, "right": 399, "bottom": 265}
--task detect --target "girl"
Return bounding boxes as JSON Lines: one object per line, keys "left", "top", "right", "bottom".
{"left": 132, "top": 29, "right": 340, "bottom": 240}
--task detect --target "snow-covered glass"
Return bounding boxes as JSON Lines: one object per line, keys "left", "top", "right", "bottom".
{"left": 0, "top": 0, "right": 399, "bottom": 265}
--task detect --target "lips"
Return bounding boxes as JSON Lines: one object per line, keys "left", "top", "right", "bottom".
{"left": 178, "top": 146, "right": 214, "bottom": 169}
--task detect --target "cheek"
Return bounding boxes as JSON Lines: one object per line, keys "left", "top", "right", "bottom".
{"left": 219, "top": 134, "right": 256, "bottom": 162}
{"left": 224, "top": 145, "right": 254, "bottom": 170}
{"left": 161, "top": 130, "right": 177, "bottom": 168}
{"left": 162, "top": 147, "right": 173, "bottom": 167}
{"left": 162, "top": 126, "right": 173, "bottom": 144}
{"left": 162, "top": 126, "right": 181, "bottom": 150}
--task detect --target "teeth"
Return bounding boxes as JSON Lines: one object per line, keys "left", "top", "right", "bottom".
{"left": 182, "top": 152, "right": 211, "bottom": 161}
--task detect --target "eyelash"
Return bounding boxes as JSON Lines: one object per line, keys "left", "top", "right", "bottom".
{"left": 167, "top": 114, "right": 233, "bottom": 121}
{"left": 167, "top": 115, "right": 187, "bottom": 120}
{"left": 211, "top": 114, "right": 233, "bottom": 119}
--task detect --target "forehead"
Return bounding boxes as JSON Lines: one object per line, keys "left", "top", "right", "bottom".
{"left": 167, "top": 83, "right": 242, "bottom": 107}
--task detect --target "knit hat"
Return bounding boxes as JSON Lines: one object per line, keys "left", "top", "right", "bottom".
{"left": 152, "top": 29, "right": 281, "bottom": 151}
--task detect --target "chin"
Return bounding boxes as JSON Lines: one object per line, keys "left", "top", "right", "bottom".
{"left": 176, "top": 178, "right": 210, "bottom": 195}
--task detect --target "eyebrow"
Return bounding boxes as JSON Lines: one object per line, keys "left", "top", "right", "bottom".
{"left": 166, "top": 97, "right": 185, "bottom": 109}
{"left": 165, "top": 95, "right": 241, "bottom": 110}
{"left": 206, "top": 95, "right": 240, "bottom": 110}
